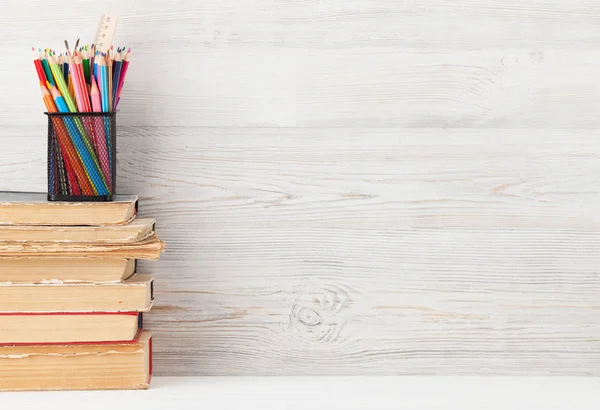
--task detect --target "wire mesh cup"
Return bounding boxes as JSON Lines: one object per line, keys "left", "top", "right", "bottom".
{"left": 46, "top": 112, "right": 116, "bottom": 202}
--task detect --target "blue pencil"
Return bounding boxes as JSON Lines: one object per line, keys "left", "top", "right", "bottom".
{"left": 100, "top": 55, "right": 109, "bottom": 112}
{"left": 63, "top": 61, "right": 69, "bottom": 83}
{"left": 94, "top": 51, "right": 98, "bottom": 84}
{"left": 112, "top": 59, "right": 121, "bottom": 111}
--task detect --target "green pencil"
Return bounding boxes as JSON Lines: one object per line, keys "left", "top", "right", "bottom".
{"left": 40, "top": 54, "right": 55, "bottom": 86}
{"left": 83, "top": 46, "right": 90, "bottom": 84}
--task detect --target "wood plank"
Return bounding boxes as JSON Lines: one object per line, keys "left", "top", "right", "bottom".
{"left": 297, "top": 48, "right": 600, "bottom": 127}
{"left": 3, "top": 1, "right": 600, "bottom": 126}
{"left": 2, "top": 126, "right": 598, "bottom": 230}
{"left": 143, "top": 224, "right": 600, "bottom": 375}
{"left": 131, "top": 126, "right": 600, "bottom": 374}
{"left": 3, "top": 126, "right": 599, "bottom": 374}
{"left": 3, "top": 0, "right": 600, "bottom": 376}
{"left": 3, "top": 0, "right": 600, "bottom": 50}
{"left": 6, "top": 48, "right": 296, "bottom": 127}
{"left": 10, "top": 48, "right": 600, "bottom": 127}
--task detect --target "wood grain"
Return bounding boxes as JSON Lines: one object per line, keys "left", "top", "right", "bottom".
{"left": 3, "top": 1, "right": 600, "bottom": 126}
{"left": 2, "top": 0, "right": 600, "bottom": 376}
{"left": 128, "top": 127, "right": 600, "bottom": 375}
{"left": 2, "top": 127, "right": 599, "bottom": 229}
{"left": 7, "top": 48, "right": 600, "bottom": 127}
{"left": 2, "top": 126, "right": 596, "bottom": 374}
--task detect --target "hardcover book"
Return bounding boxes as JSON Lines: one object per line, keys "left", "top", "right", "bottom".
{"left": 0, "top": 312, "right": 143, "bottom": 344}
{"left": 0, "top": 331, "right": 152, "bottom": 391}
{"left": 0, "top": 235, "right": 164, "bottom": 259}
{"left": 0, "top": 192, "right": 138, "bottom": 226}
{"left": 0, "top": 274, "right": 154, "bottom": 312}
{"left": 0, "top": 218, "right": 155, "bottom": 243}
{"left": 0, "top": 257, "right": 136, "bottom": 283}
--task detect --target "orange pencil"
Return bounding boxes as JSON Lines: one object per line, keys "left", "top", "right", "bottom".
{"left": 40, "top": 84, "right": 57, "bottom": 112}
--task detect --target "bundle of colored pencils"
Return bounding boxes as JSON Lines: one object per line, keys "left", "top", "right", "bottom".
{"left": 33, "top": 41, "right": 131, "bottom": 198}
{"left": 33, "top": 43, "right": 130, "bottom": 113}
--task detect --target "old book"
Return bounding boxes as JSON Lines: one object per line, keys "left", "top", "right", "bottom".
{"left": 0, "top": 218, "right": 155, "bottom": 244}
{"left": 0, "top": 192, "right": 138, "bottom": 226}
{"left": 0, "top": 274, "right": 153, "bottom": 312}
{"left": 0, "top": 234, "right": 165, "bottom": 259}
{"left": 0, "top": 331, "right": 152, "bottom": 391}
{"left": 0, "top": 257, "right": 135, "bottom": 283}
{"left": 0, "top": 312, "right": 143, "bottom": 344}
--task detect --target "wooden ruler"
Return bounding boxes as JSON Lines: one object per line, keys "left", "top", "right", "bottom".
{"left": 93, "top": 14, "right": 118, "bottom": 52}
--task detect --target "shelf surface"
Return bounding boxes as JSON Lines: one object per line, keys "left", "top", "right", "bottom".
{"left": 3, "top": 376, "right": 600, "bottom": 410}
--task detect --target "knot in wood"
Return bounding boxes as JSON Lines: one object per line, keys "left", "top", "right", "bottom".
{"left": 297, "top": 307, "right": 321, "bottom": 327}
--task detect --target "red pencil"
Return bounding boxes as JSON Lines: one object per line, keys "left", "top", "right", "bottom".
{"left": 114, "top": 48, "right": 130, "bottom": 108}
{"left": 32, "top": 47, "right": 46, "bottom": 84}
{"left": 75, "top": 52, "right": 91, "bottom": 112}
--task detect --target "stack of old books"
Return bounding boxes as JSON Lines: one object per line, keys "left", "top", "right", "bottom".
{"left": 0, "top": 193, "right": 164, "bottom": 391}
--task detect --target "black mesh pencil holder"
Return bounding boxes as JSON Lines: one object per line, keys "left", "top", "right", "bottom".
{"left": 46, "top": 112, "right": 116, "bottom": 202}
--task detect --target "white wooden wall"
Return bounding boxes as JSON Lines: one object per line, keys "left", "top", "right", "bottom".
{"left": 1, "top": 1, "right": 599, "bottom": 375}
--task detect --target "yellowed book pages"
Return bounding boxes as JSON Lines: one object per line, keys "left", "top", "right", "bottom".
{"left": 0, "top": 331, "right": 152, "bottom": 391}
{"left": 0, "top": 235, "right": 165, "bottom": 260}
{"left": 0, "top": 257, "right": 135, "bottom": 283}
{"left": 0, "top": 193, "right": 138, "bottom": 226}
{"left": 0, "top": 274, "right": 153, "bottom": 312}
{"left": 0, "top": 218, "right": 155, "bottom": 243}
{"left": 0, "top": 312, "right": 141, "bottom": 344}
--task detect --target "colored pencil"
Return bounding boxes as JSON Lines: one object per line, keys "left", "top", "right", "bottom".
{"left": 54, "top": 133, "right": 69, "bottom": 194}
{"left": 99, "top": 55, "right": 109, "bottom": 112}
{"left": 89, "top": 44, "right": 95, "bottom": 70}
{"left": 58, "top": 55, "right": 63, "bottom": 76}
{"left": 98, "top": 54, "right": 113, "bottom": 178}
{"left": 49, "top": 114, "right": 87, "bottom": 196}
{"left": 40, "top": 84, "right": 57, "bottom": 112}
{"left": 67, "top": 72, "right": 75, "bottom": 101}
{"left": 115, "top": 49, "right": 130, "bottom": 108}
{"left": 46, "top": 64, "right": 69, "bottom": 195}
{"left": 47, "top": 109, "right": 78, "bottom": 195}
{"left": 112, "top": 52, "right": 122, "bottom": 111}
{"left": 93, "top": 50, "right": 98, "bottom": 84}
{"left": 48, "top": 83, "right": 69, "bottom": 113}
{"left": 32, "top": 48, "right": 47, "bottom": 84}
{"left": 48, "top": 84, "right": 91, "bottom": 196}
{"left": 40, "top": 54, "right": 54, "bottom": 86}
{"left": 83, "top": 47, "right": 90, "bottom": 84}
{"left": 88, "top": 74, "right": 111, "bottom": 191}
{"left": 90, "top": 75, "right": 101, "bottom": 112}
{"left": 68, "top": 51, "right": 86, "bottom": 112}
{"left": 63, "top": 58, "right": 69, "bottom": 83}
{"left": 107, "top": 49, "right": 113, "bottom": 109}
{"left": 47, "top": 52, "right": 76, "bottom": 112}
{"left": 32, "top": 42, "right": 132, "bottom": 197}
{"left": 48, "top": 66, "right": 106, "bottom": 195}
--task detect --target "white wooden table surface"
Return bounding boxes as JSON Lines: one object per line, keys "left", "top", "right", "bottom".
{"left": 3, "top": 377, "right": 600, "bottom": 410}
